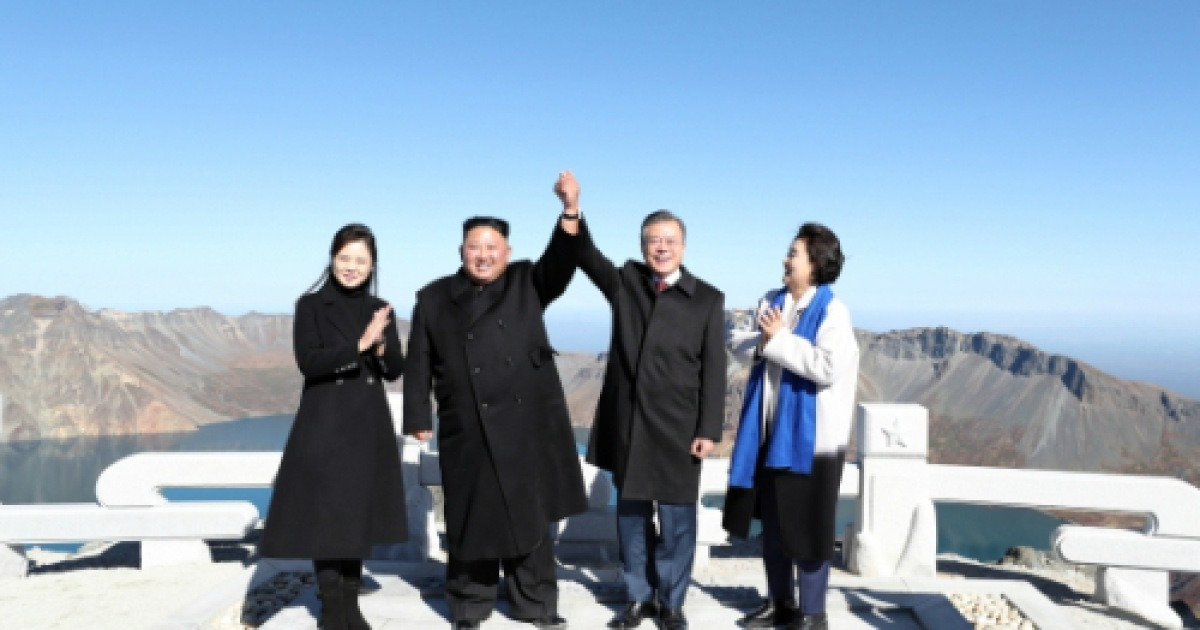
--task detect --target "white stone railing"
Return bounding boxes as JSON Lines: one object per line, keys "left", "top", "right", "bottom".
{"left": 7, "top": 396, "right": 1198, "bottom": 629}
{"left": 1, "top": 442, "right": 432, "bottom": 578}
{"left": 95, "top": 452, "right": 282, "bottom": 507}
{"left": 928, "top": 464, "right": 1200, "bottom": 538}
{"left": 95, "top": 443, "right": 433, "bottom": 561}
{"left": 847, "top": 402, "right": 1200, "bottom": 629}
{"left": 0, "top": 394, "right": 429, "bottom": 577}
{"left": 0, "top": 501, "right": 261, "bottom": 571}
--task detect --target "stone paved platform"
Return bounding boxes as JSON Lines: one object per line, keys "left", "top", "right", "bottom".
{"left": 252, "top": 561, "right": 1074, "bottom": 629}
{"left": 263, "top": 579, "right": 928, "bottom": 629}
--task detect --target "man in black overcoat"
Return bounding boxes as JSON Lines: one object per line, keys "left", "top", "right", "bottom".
{"left": 555, "top": 173, "right": 726, "bottom": 630}
{"left": 403, "top": 201, "right": 588, "bottom": 629}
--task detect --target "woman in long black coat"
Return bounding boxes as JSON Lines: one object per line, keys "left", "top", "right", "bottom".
{"left": 260, "top": 223, "right": 408, "bottom": 630}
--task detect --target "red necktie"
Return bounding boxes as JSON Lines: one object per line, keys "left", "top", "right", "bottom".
{"left": 655, "top": 279, "right": 669, "bottom": 293}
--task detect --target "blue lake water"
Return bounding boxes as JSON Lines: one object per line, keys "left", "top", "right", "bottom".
{"left": 0, "top": 416, "right": 1064, "bottom": 563}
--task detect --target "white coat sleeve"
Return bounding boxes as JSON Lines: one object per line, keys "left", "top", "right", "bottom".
{"left": 759, "top": 300, "right": 858, "bottom": 387}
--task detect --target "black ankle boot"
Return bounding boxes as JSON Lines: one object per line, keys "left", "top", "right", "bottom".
{"left": 316, "top": 571, "right": 349, "bottom": 630}
{"left": 343, "top": 576, "right": 371, "bottom": 630}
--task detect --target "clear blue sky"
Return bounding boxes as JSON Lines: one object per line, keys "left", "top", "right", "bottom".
{"left": 3, "top": 2, "right": 1198, "bottom": 397}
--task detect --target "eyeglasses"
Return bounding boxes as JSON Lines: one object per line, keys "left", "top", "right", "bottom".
{"left": 643, "top": 237, "right": 680, "bottom": 248}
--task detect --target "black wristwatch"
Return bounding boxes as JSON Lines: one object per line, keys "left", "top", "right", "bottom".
{"left": 561, "top": 211, "right": 580, "bottom": 220}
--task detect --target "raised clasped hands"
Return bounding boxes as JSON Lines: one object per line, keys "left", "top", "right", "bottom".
{"left": 757, "top": 305, "right": 786, "bottom": 343}
{"left": 554, "top": 170, "right": 580, "bottom": 212}
{"left": 359, "top": 305, "right": 392, "bottom": 355}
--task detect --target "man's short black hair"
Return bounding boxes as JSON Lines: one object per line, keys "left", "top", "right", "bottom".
{"left": 463, "top": 216, "right": 510, "bottom": 239}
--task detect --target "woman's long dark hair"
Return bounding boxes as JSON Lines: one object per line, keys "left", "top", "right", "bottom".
{"left": 303, "top": 223, "right": 379, "bottom": 296}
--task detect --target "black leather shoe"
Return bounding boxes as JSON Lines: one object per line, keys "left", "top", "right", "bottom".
{"left": 788, "top": 613, "right": 828, "bottom": 630}
{"left": 451, "top": 620, "right": 480, "bottom": 629}
{"left": 527, "top": 614, "right": 568, "bottom": 629}
{"left": 607, "top": 602, "right": 658, "bottom": 628}
{"left": 740, "top": 599, "right": 799, "bottom": 627}
{"left": 659, "top": 608, "right": 688, "bottom": 630}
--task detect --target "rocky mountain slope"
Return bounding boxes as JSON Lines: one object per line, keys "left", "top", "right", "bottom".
{"left": 0, "top": 295, "right": 297, "bottom": 438}
{"left": 856, "top": 326, "right": 1200, "bottom": 481}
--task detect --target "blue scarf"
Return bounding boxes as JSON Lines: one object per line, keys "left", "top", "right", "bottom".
{"left": 728, "top": 285, "right": 832, "bottom": 489}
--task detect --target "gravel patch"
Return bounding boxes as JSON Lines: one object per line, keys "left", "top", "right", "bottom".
{"left": 949, "top": 592, "right": 1037, "bottom": 629}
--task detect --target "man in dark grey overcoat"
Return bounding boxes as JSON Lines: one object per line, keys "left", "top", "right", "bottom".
{"left": 404, "top": 202, "right": 588, "bottom": 630}
{"left": 555, "top": 172, "right": 725, "bottom": 630}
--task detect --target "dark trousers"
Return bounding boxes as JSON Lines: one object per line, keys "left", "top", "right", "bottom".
{"left": 616, "top": 496, "right": 697, "bottom": 610}
{"left": 758, "top": 468, "right": 831, "bottom": 614}
{"left": 445, "top": 531, "right": 558, "bottom": 623}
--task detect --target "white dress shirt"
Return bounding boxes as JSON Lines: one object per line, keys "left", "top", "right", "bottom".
{"left": 653, "top": 268, "right": 682, "bottom": 288}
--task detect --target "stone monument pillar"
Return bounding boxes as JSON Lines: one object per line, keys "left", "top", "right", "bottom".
{"left": 0, "top": 536, "right": 28, "bottom": 579}
{"left": 847, "top": 403, "right": 937, "bottom": 578}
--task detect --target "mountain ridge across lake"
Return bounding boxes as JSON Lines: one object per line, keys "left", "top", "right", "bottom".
{"left": 2, "top": 293, "right": 1197, "bottom": 484}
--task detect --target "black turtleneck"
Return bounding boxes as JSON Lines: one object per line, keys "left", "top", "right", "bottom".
{"left": 330, "top": 278, "right": 371, "bottom": 332}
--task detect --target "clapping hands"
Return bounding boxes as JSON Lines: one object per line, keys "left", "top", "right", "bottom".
{"left": 359, "top": 305, "right": 392, "bottom": 355}
{"left": 757, "top": 305, "right": 786, "bottom": 343}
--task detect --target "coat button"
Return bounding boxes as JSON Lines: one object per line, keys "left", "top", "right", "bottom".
{"left": 505, "top": 356, "right": 514, "bottom": 366}
{"left": 514, "top": 395, "right": 522, "bottom": 404}
{"left": 467, "top": 332, "right": 474, "bottom": 340}
{"left": 481, "top": 402, "right": 489, "bottom": 411}
{"left": 498, "top": 319, "right": 505, "bottom": 327}
{"left": 336, "top": 379, "right": 344, "bottom": 386}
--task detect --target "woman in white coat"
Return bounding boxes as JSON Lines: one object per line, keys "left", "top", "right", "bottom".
{"left": 724, "top": 223, "right": 859, "bottom": 630}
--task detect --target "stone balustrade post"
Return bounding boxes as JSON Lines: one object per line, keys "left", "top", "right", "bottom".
{"left": 369, "top": 393, "right": 435, "bottom": 561}
{"left": 1097, "top": 567, "right": 1180, "bottom": 628}
{"left": 369, "top": 436, "right": 434, "bottom": 561}
{"left": 847, "top": 403, "right": 936, "bottom": 578}
{"left": 0, "top": 543, "right": 26, "bottom": 579}
{"left": 0, "top": 500, "right": 28, "bottom": 579}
